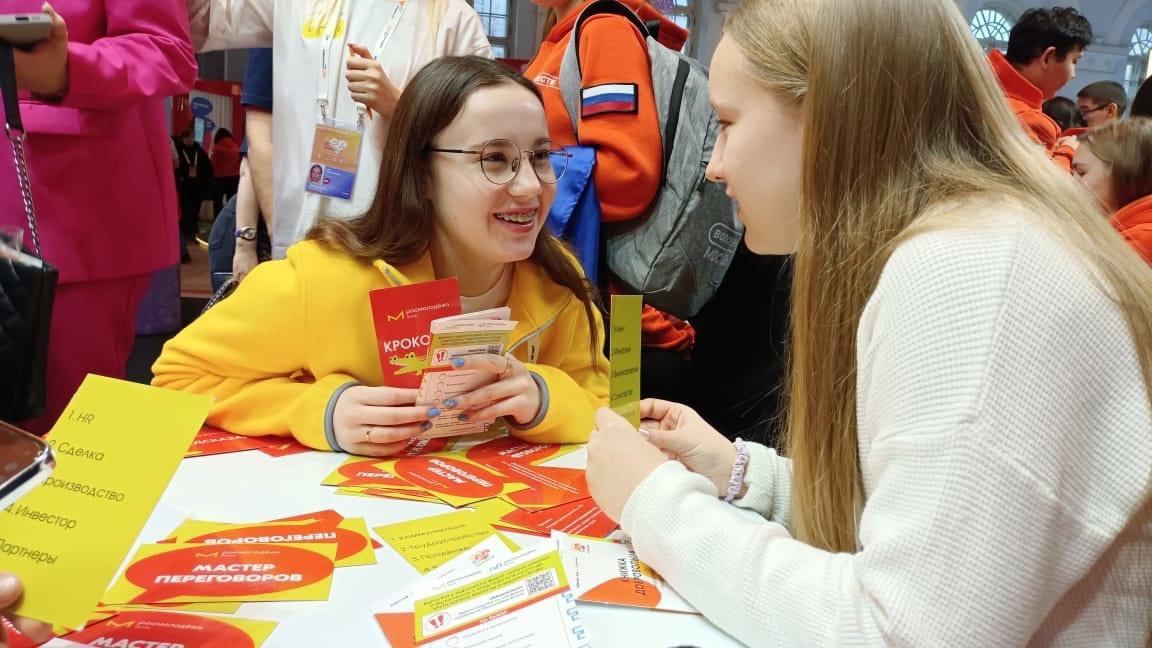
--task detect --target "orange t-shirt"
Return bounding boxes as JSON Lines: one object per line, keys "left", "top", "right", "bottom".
{"left": 988, "top": 49, "right": 1074, "bottom": 173}
{"left": 525, "top": 1, "right": 695, "bottom": 352}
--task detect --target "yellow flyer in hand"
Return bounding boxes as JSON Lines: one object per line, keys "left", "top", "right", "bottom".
{"left": 609, "top": 295, "right": 642, "bottom": 426}
{"left": 0, "top": 375, "right": 211, "bottom": 629}
{"left": 375, "top": 510, "right": 519, "bottom": 574}
{"left": 102, "top": 542, "right": 337, "bottom": 605}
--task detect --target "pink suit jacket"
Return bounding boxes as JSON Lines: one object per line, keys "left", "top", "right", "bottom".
{"left": 0, "top": 0, "right": 197, "bottom": 284}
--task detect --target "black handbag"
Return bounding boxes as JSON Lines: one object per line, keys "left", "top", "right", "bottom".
{"left": 0, "top": 42, "right": 58, "bottom": 424}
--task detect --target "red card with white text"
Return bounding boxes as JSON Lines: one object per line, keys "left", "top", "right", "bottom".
{"left": 185, "top": 426, "right": 278, "bottom": 457}
{"left": 496, "top": 463, "right": 591, "bottom": 510}
{"left": 378, "top": 455, "right": 529, "bottom": 507}
{"left": 101, "top": 543, "right": 337, "bottom": 604}
{"left": 370, "top": 278, "right": 461, "bottom": 388}
{"left": 463, "top": 436, "right": 582, "bottom": 466}
{"left": 501, "top": 498, "right": 617, "bottom": 538}
{"left": 62, "top": 611, "right": 279, "bottom": 647}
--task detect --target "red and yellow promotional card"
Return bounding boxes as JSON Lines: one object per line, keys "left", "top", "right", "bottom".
{"left": 164, "top": 516, "right": 377, "bottom": 568}
{"left": 102, "top": 543, "right": 337, "bottom": 605}
{"left": 500, "top": 498, "right": 618, "bottom": 538}
{"left": 370, "top": 278, "right": 462, "bottom": 389}
{"left": 462, "top": 436, "right": 582, "bottom": 467}
{"left": 322, "top": 444, "right": 450, "bottom": 491}
{"left": 62, "top": 611, "right": 278, "bottom": 648}
{"left": 185, "top": 426, "right": 279, "bottom": 457}
{"left": 374, "top": 510, "right": 519, "bottom": 574}
{"left": 336, "top": 486, "right": 445, "bottom": 504}
{"left": 495, "top": 463, "right": 591, "bottom": 510}
{"left": 100, "top": 601, "right": 244, "bottom": 614}
{"left": 255, "top": 439, "right": 312, "bottom": 457}
{"left": 376, "top": 454, "right": 529, "bottom": 507}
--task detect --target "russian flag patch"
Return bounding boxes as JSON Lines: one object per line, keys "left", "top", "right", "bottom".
{"left": 581, "top": 83, "right": 639, "bottom": 117}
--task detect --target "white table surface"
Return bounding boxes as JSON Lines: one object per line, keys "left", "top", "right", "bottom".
{"left": 51, "top": 446, "right": 742, "bottom": 648}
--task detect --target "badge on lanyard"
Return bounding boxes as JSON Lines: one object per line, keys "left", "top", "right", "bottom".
{"left": 304, "top": 121, "right": 363, "bottom": 200}
{"left": 304, "top": 0, "right": 407, "bottom": 201}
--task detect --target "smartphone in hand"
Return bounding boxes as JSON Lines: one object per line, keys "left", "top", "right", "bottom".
{"left": 0, "top": 14, "right": 52, "bottom": 50}
{"left": 0, "top": 421, "right": 54, "bottom": 510}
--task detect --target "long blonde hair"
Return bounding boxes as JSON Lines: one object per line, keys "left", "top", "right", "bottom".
{"left": 727, "top": 0, "right": 1152, "bottom": 553}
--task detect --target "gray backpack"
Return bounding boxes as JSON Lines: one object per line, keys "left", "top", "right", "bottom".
{"left": 559, "top": 0, "right": 741, "bottom": 319}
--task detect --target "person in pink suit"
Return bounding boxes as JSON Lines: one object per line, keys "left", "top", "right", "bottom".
{"left": 0, "top": 2, "right": 197, "bottom": 433}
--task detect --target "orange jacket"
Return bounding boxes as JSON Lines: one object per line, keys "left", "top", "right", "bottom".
{"left": 525, "top": 0, "right": 686, "bottom": 223}
{"left": 1112, "top": 195, "right": 1152, "bottom": 264}
{"left": 526, "top": 0, "right": 694, "bottom": 352}
{"left": 988, "top": 49, "right": 1074, "bottom": 173}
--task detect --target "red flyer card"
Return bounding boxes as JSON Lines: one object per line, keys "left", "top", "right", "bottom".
{"left": 369, "top": 278, "right": 461, "bottom": 389}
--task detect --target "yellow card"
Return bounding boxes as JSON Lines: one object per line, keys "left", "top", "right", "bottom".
{"left": 102, "top": 542, "right": 337, "bottom": 605}
{"left": 335, "top": 486, "right": 445, "bottom": 504}
{"left": 0, "top": 375, "right": 211, "bottom": 629}
{"left": 99, "top": 601, "right": 244, "bottom": 614}
{"left": 165, "top": 516, "right": 377, "bottom": 568}
{"left": 375, "top": 454, "right": 530, "bottom": 507}
{"left": 63, "top": 610, "right": 278, "bottom": 647}
{"left": 374, "top": 510, "right": 519, "bottom": 574}
{"left": 609, "top": 295, "right": 643, "bottom": 426}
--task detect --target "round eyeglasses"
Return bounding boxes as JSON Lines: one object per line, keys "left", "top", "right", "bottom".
{"left": 426, "top": 139, "right": 571, "bottom": 185}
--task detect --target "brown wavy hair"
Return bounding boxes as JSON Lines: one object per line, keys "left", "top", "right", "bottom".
{"left": 307, "top": 56, "right": 601, "bottom": 360}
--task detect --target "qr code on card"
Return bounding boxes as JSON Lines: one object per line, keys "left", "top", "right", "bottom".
{"left": 525, "top": 570, "right": 558, "bottom": 596}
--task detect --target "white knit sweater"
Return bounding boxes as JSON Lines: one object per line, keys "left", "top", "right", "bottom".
{"left": 621, "top": 211, "right": 1152, "bottom": 647}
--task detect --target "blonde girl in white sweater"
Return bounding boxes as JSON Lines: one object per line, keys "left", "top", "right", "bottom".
{"left": 585, "top": 0, "right": 1152, "bottom": 645}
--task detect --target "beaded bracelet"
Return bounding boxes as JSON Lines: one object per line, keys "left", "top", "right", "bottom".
{"left": 723, "top": 438, "right": 749, "bottom": 503}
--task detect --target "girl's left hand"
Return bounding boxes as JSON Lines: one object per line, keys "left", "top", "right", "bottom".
{"left": 345, "top": 43, "right": 400, "bottom": 120}
{"left": 443, "top": 354, "right": 542, "bottom": 427}
{"left": 586, "top": 407, "right": 669, "bottom": 522}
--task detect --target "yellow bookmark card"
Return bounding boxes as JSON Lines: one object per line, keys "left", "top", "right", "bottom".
{"left": 102, "top": 542, "right": 337, "bottom": 605}
{"left": 375, "top": 510, "right": 519, "bottom": 574}
{"left": 0, "top": 375, "right": 211, "bottom": 629}
{"left": 609, "top": 295, "right": 642, "bottom": 426}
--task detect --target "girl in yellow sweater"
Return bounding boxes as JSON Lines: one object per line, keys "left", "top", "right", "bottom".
{"left": 153, "top": 57, "right": 608, "bottom": 456}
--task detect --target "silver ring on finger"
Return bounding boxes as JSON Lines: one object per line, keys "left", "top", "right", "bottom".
{"left": 364, "top": 425, "right": 374, "bottom": 443}
{"left": 500, "top": 356, "right": 512, "bottom": 378}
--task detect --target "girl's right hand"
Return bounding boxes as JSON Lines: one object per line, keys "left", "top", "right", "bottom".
{"left": 332, "top": 385, "right": 440, "bottom": 457}
{"left": 639, "top": 399, "right": 738, "bottom": 496}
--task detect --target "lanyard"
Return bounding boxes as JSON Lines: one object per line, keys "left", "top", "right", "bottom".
{"left": 179, "top": 146, "right": 197, "bottom": 167}
{"left": 315, "top": 0, "right": 409, "bottom": 125}
{"left": 316, "top": 0, "right": 349, "bottom": 120}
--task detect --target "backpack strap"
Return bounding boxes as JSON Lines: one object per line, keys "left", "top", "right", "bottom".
{"left": 558, "top": 0, "right": 651, "bottom": 143}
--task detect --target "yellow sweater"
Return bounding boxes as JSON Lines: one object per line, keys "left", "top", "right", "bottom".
{"left": 152, "top": 240, "right": 609, "bottom": 450}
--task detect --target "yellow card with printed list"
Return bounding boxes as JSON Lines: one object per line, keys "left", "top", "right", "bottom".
{"left": 375, "top": 510, "right": 519, "bottom": 574}
{"left": 0, "top": 375, "right": 211, "bottom": 629}
{"left": 609, "top": 295, "right": 643, "bottom": 426}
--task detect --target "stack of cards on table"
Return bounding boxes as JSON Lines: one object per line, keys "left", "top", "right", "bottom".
{"left": 99, "top": 509, "right": 375, "bottom": 609}
{"left": 374, "top": 536, "right": 591, "bottom": 648}
{"left": 371, "top": 532, "right": 697, "bottom": 647}
{"left": 323, "top": 435, "right": 619, "bottom": 538}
